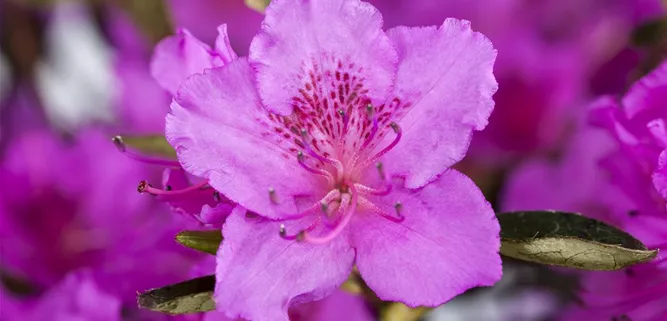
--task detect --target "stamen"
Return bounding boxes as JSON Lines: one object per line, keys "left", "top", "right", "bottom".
{"left": 320, "top": 201, "right": 338, "bottom": 228}
{"left": 297, "top": 151, "right": 334, "bottom": 183}
{"left": 361, "top": 122, "right": 402, "bottom": 168}
{"left": 360, "top": 104, "right": 379, "bottom": 150}
{"left": 112, "top": 136, "right": 180, "bottom": 167}
{"left": 300, "top": 185, "right": 359, "bottom": 245}
{"left": 138, "top": 179, "right": 210, "bottom": 196}
{"left": 213, "top": 191, "right": 221, "bottom": 202}
{"left": 279, "top": 224, "right": 304, "bottom": 241}
{"left": 394, "top": 202, "right": 403, "bottom": 217}
{"left": 300, "top": 129, "right": 344, "bottom": 176}
{"left": 354, "top": 183, "right": 392, "bottom": 196}
{"left": 338, "top": 109, "right": 349, "bottom": 134}
{"left": 269, "top": 187, "right": 278, "bottom": 204}
{"left": 279, "top": 219, "right": 319, "bottom": 241}
{"left": 359, "top": 198, "right": 405, "bottom": 223}
{"left": 376, "top": 162, "right": 385, "bottom": 181}
{"left": 365, "top": 104, "right": 374, "bottom": 118}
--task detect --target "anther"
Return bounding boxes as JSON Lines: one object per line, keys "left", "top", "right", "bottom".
{"left": 376, "top": 162, "right": 385, "bottom": 181}
{"left": 358, "top": 105, "right": 380, "bottom": 152}
{"left": 138, "top": 180, "right": 210, "bottom": 197}
{"left": 137, "top": 181, "right": 149, "bottom": 193}
{"left": 112, "top": 136, "right": 126, "bottom": 152}
{"left": 213, "top": 191, "right": 221, "bottom": 202}
{"left": 269, "top": 187, "right": 278, "bottom": 204}
{"left": 297, "top": 151, "right": 335, "bottom": 183}
{"left": 365, "top": 104, "right": 374, "bottom": 118}
{"left": 338, "top": 109, "right": 346, "bottom": 118}
{"left": 320, "top": 202, "right": 329, "bottom": 214}
{"left": 279, "top": 224, "right": 309, "bottom": 241}
{"left": 394, "top": 202, "right": 403, "bottom": 217}
{"left": 390, "top": 122, "right": 400, "bottom": 133}
{"left": 339, "top": 109, "right": 349, "bottom": 133}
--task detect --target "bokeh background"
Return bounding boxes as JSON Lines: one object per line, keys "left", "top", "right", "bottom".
{"left": 1, "top": 0, "right": 666, "bottom": 320}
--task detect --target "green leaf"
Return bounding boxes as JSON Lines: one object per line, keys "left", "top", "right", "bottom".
{"left": 498, "top": 211, "right": 658, "bottom": 270}
{"left": 175, "top": 230, "right": 222, "bottom": 255}
{"left": 138, "top": 275, "right": 215, "bottom": 315}
{"left": 112, "top": 135, "right": 177, "bottom": 159}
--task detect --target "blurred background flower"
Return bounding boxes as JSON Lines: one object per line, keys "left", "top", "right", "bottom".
{"left": 1, "top": 0, "right": 666, "bottom": 320}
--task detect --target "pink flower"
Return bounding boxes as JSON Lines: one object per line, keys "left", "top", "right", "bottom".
{"left": 164, "top": 0, "right": 502, "bottom": 320}
{"left": 503, "top": 60, "right": 667, "bottom": 321}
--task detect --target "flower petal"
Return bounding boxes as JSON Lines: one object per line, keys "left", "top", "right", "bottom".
{"left": 382, "top": 19, "right": 497, "bottom": 188}
{"left": 214, "top": 24, "right": 238, "bottom": 63}
{"left": 622, "top": 60, "right": 667, "bottom": 119}
{"left": 215, "top": 208, "right": 355, "bottom": 321}
{"left": 290, "top": 290, "right": 374, "bottom": 321}
{"left": 166, "top": 58, "right": 322, "bottom": 219}
{"left": 150, "top": 26, "right": 234, "bottom": 95}
{"left": 249, "top": 0, "right": 398, "bottom": 115}
{"left": 351, "top": 170, "right": 501, "bottom": 306}
{"left": 25, "top": 270, "right": 122, "bottom": 321}
{"left": 653, "top": 150, "right": 667, "bottom": 204}
{"left": 161, "top": 168, "right": 231, "bottom": 224}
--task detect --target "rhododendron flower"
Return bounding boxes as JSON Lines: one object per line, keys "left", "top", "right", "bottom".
{"left": 165, "top": 0, "right": 502, "bottom": 320}
{"left": 504, "top": 60, "right": 667, "bottom": 321}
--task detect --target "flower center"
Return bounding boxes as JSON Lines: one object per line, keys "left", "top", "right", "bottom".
{"left": 275, "top": 107, "right": 404, "bottom": 244}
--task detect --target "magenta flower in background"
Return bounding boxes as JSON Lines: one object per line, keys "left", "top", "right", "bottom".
{"left": 0, "top": 287, "right": 23, "bottom": 321}
{"left": 166, "top": 0, "right": 264, "bottom": 55}
{"left": 0, "top": 104, "right": 203, "bottom": 320}
{"left": 164, "top": 0, "right": 502, "bottom": 320}
{"left": 110, "top": 7, "right": 173, "bottom": 135}
{"left": 374, "top": 0, "right": 664, "bottom": 160}
{"left": 503, "top": 60, "right": 667, "bottom": 320}
{"left": 1, "top": 271, "right": 122, "bottom": 321}
{"left": 12, "top": 271, "right": 122, "bottom": 321}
